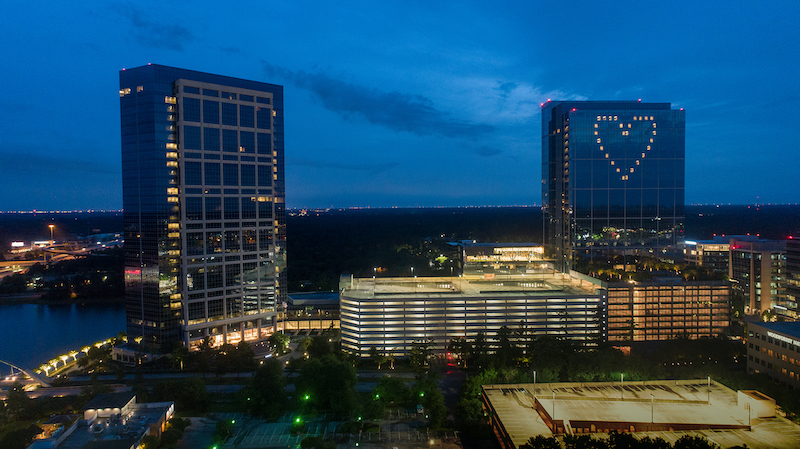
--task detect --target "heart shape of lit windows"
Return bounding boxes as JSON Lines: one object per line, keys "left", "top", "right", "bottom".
{"left": 594, "top": 114, "right": 657, "bottom": 181}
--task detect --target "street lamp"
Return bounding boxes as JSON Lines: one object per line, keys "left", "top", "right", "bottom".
{"left": 651, "top": 394, "right": 654, "bottom": 423}
{"left": 745, "top": 402, "right": 750, "bottom": 427}
{"left": 373, "top": 267, "right": 376, "bottom": 279}
{"left": 48, "top": 224, "right": 54, "bottom": 245}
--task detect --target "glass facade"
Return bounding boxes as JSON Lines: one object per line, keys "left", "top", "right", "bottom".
{"left": 542, "top": 101, "right": 685, "bottom": 271}
{"left": 120, "top": 64, "right": 285, "bottom": 350}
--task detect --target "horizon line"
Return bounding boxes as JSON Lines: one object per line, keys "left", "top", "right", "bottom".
{"left": 2, "top": 202, "right": 800, "bottom": 214}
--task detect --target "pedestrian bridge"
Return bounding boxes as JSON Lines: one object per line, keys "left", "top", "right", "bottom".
{"left": 0, "top": 359, "right": 51, "bottom": 388}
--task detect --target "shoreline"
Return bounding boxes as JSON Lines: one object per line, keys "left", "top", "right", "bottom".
{"left": 0, "top": 293, "right": 125, "bottom": 306}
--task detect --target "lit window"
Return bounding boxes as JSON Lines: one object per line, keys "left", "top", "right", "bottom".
{"left": 653, "top": 123, "right": 657, "bottom": 128}
{"left": 610, "top": 161, "right": 615, "bottom": 165}
{"left": 633, "top": 116, "right": 638, "bottom": 121}
{"left": 619, "top": 123, "right": 623, "bottom": 128}
{"left": 119, "top": 88, "right": 131, "bottom": 97}
{"left": 594, "top": 124, "right": 599, "bottom": 128}
{"left": 636, "top": 160, "right": 640, "bottom": 165}
{"left": 614, "top": 116, "right": 618, "bottom": 121}
{"left": 137, "top": 86, "right": 144, "bottom": 92}
{"left": 605, "top": 154, "right": 609, "bottom": 158}
{"left": 165, "top": 96, "right": 177, "bottom": 104}
{"left": 616, "top": 168, "right": 620, "bottom": 172}
{"left": 622, "top": 130, "right": 629, "bottom": 136}
{"left": 600, "top": 146, "right": 604, "bottom": 150}
{"left": 597, "top": 116, "right": 601, "bottom": 121}
{"left": 597, "top": 138, "right": 601, "bottom": 143}
{"left": 628, "top": 123, "right": 632, "bottom": 128}
{"left": 650, "top": 116, "right": 654, "bottom": 120}
{"left": 649, "top": 138, "right": 654, "bottom": 143}
{"left": 647, "top": 145, "right": 651, "bottom": 150}
{"left": 652, "top": 130, "right": 657, "bottom": 135}
{"left": 630, "top": 168, "right": 634, "bottom": 173}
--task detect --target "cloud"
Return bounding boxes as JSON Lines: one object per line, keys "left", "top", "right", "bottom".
{"left": 116, "top": 5, "right": 195, "bottom": 51}
{"left": 220, "top": 46, "right": 242, "bottom": 55}
{"left": 428, "top": 78, "right": 588, "bottom": 126}
{"left": 262, "top": 63, "right": 495, "bottom": 140}
{"left": 474, "top": 146, "right": 502, "bottom": 157}
{"left": 289, "top": 158, "right": 399, "bottom": 174}
{"left": 495, "top": 82, "right": 518, "bottom": 99}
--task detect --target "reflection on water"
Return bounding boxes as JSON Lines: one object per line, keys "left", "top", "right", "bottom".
{"left": 0, "top": 302, "right": 125, "bottom": 371}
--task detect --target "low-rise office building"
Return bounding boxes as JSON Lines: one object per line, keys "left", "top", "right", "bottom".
{"left": 281, "top": 291, "right": 340, "bottom": 334}
{"left": 459, "top": 242, "right": 549, "bottom": 276}
{"left": 340, "top": 272, "right": 606, "bottom": 358}
{"left": 785, "top": 237, "right": 800, "bottom": 318}
{"left": 730, "top": 238, "right": 787, "bottom": 317}
{"left": 27, "top": 392, "right": 174, "bottom": 449}
{"left": 606, "top": 278, "right": 730, "bottom": 342}
{"left": 747, "top": 321, "right": 800, "bottom": 389}
{"left": 570, "top": 270, "right": 730, "bottom": 343}
{"left": 683, "top": 238, "right": 732, "bottom": 273}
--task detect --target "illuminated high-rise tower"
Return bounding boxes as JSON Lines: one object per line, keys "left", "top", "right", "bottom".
{"left": 542, "top": 101, "right": 685, "bottom": 272}
{"left": 120, "top": 64, "right": 285, "bottom": 350}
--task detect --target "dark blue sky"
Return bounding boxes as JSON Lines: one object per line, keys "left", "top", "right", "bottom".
{"left": 1, "top": 1, "right": 798, "bottom": 211}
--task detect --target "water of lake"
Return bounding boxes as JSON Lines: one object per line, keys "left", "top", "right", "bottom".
{"left": 0, "top": 302, "right": 125, "bottom": 372}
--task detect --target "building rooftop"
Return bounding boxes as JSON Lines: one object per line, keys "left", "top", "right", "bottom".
{"left": 59, "top": 401, "right": 173, "bottom": 449}
{"left": 81, "top": 439, "right": 137, "bottom": 449}
{"left": 341, "top": 273, "right": 600, "bottom": 300}
{"left": 83, "top": 392, "right": 136, "bottom": 411}
{"left": 287, "top": 291, "right": 340, "bottom": 305}
{"left": 750, "top": 321, "right": 800, "bottom": 340}
{"left": 482, "top": 380, "right": 800, "bottom": 449}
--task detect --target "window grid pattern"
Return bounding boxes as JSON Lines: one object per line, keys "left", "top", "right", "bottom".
{"left": 606, "top": 281, "right": 730, "bottom": 342}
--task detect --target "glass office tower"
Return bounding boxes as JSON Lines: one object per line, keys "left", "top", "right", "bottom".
{"left": 542, "top": 101, "right": 685, "bottom": 272}
{"left": 120, "top": 64, "right": 285, "bottom": 351}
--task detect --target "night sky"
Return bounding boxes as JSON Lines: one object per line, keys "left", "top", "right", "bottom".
{"left": 1, "top": 1, "right": 798, "bottom": 211}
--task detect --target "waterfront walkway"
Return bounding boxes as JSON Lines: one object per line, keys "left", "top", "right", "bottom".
{"left": 0, "top": 359, "right": 51, "bottom": 387}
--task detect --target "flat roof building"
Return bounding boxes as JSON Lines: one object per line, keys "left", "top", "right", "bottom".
{"left": 600, "top": 276, "right": 730, "bottom": 342}
{"left": 120, "top": 64, "right": 285, "bottom": 350}
{"left": 482, "top": 380, "right": 799, "bottom": 449}
{"left": 459, "top": 242, "right": 550, "bottom": 277}
{"left": 747, "top": 321, "right": 800, "bottom": 389}
{"left": 729, "top": 238, "right": 786, "bottom": 318}
{"left": 340, "top": 272, "right": 606, "bottom": 358}
{"left": 785, "top": 237, "right": 800, "bottom": 318}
